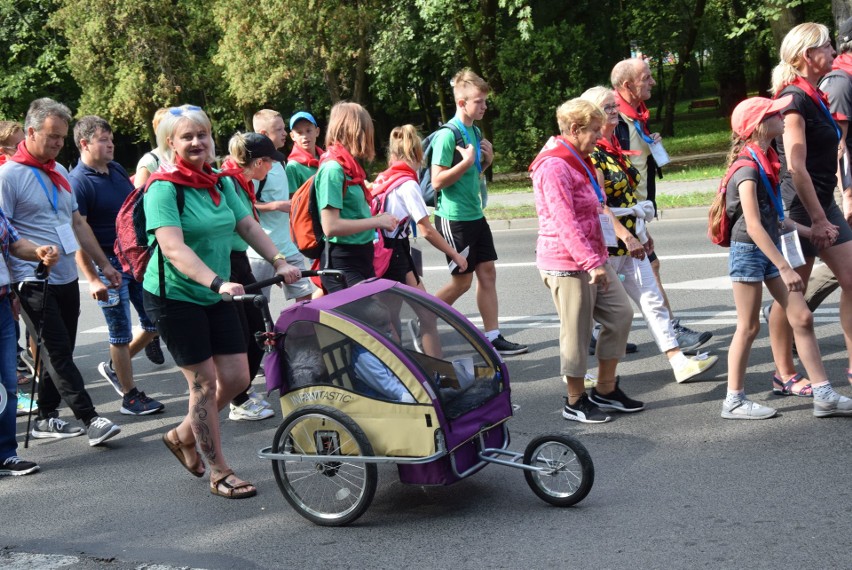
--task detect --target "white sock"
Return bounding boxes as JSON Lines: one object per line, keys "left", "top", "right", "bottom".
{"left": 725, "top": 390, "right": 745, "bottom": 405}
{"left": 669, "top": 352, "right": 688, "bottom": 368}
{"left": 485, "top": 329, "right": 499, "bottom": 342}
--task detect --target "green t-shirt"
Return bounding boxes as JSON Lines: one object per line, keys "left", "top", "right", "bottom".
{"left": 143, "top": 176, "right": 250, "bottom": 305}
{"left": 285, "top": 160, "right": 318, "bottom": 194}
{"left": 315, "top": 160, "right": 373, "bottom": 245}
{"left": 431, "top": 121, "right": 483, "bottom": 221}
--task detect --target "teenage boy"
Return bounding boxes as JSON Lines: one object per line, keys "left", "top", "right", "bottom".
{"left": 285, "top": 111, "right": 323, "bottom": 191}
{"left": 68, "top": 116, "right": 164, "bottom": 416}
{"left": 430, "top": 69, "right": 527, "bottom": 356}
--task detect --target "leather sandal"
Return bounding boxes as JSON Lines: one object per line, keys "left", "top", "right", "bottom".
{"left": 162, "top": 429, "right": 205, "bottom": 478}
{"left": 771, "top": 372, "right": 813, "bottom": 398}
{"left": 210, "top": 470, "right": 257, "bottom": 499}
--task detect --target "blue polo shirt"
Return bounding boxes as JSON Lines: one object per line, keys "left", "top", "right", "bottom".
{"left": 68, "top": 160, "right": 134, "bottom": 251}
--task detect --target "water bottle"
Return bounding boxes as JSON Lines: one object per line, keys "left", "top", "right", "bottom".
{"left": 97, "top": 274, "right": 120, "bottom": 308}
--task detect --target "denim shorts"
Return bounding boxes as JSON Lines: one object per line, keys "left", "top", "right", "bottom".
{"left": 99, "top": 255, "right": 156, "bottom": 344}
{"left": 728, "top": 240, "right": 781, "bottom": 283}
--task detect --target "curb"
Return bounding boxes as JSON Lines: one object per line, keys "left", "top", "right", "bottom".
{"left": 489, "top": 206, "right": 709, "bottom": 230}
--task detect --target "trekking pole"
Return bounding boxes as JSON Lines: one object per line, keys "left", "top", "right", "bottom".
{"left": 23, "top": 261, "right": 50, "bottom": 449}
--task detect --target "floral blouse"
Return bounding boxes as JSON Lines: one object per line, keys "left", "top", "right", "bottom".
{"left": 590, "top": 146, "right": 641, "bottom": 257}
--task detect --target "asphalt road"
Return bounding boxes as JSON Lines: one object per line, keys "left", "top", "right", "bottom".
{"left": 2, "top": 215, "right": 849, "bottom": 569}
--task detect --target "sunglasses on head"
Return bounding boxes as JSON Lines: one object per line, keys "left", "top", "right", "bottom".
{"left": 168, "top": 105, "right": 202, "bottom": 116}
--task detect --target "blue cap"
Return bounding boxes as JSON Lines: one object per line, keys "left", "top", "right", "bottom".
{"left": 289, "top": 111, "right": 318, "bottom": 130}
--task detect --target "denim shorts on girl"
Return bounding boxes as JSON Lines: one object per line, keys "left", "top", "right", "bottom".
{"left": 728, "top": 240, "right": 780, "bottom": 282}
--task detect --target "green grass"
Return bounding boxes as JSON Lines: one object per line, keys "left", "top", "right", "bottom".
{"left": 662, "top": 163, "right": 726, "bottom": 182}
{"left": 656, "top": 191, "right": 716, "bottom": 209}
{"left": 662, "top": 114, "right": 731, "bottom": 156}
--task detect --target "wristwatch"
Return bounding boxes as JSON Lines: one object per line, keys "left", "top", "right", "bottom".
{"left": 271, "top": 253, "right": 287, "bottom": 265}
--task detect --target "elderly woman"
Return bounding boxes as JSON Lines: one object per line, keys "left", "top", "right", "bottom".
{"left": 530, "top": 98, "right": 644, "bottom": 424}
{"left": 580, "top": 86, "right": 718, "bottom": 384}
{"left": 143, "top": 105, "right": 301, "bottom": 499}
{"left": 770, "top": 23, "right": 852, "bottom": 416}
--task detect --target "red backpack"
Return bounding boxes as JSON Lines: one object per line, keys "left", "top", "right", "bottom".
{"left": 707, "top": 157, "right": 754, "bottom": 247}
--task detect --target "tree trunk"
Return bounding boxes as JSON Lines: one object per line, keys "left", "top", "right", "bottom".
{"left": 755, "top": 41, "right": 772, "bottom": 97}
{"left": 769, "top": 1, "right": 806, "bottom": 50}
{"left": 715, "top": 0, "right": 748, "bottom": 115}
{"left": 834, "top": 0, "right": 852, "bottom": 30}
{"left": 661, "top": 0, "right": 708, "bottom": 137}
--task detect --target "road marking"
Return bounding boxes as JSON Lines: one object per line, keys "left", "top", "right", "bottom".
{"left": 423, "top": 252, "right": 728, "bottom": 272}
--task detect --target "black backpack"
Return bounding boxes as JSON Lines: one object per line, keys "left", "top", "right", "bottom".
{"left": 419, "top": 122, "right": 480, "bottom": 207}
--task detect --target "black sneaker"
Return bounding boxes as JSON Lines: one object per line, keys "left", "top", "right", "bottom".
{"left": 672, "top": 319, "right": 712, "bottom": 353}
{"left": 87, "top": 416, "right": 121, "bottom": 446}
{"left": 491, "top": 334, "right": 528, "bottom": 356}
{"left": 589, "top": 383, "right": 645, "bottom": 413}
{"left": 121, "top": 391, "right": 164, "bottom": 416}
{"left": 145, "top": 337, "right": 165, "bottom": 365}
{"left": 562, "top": 394, "right": 611, "bottom": 423}
{"left": 31, "top": 414, "right": 85, "bottom": 439}
{"left": 589, "top": 335, "right": 638, "bottom": 355}
{"left": 0, "top": 456, "right": 40, "bottom": 476}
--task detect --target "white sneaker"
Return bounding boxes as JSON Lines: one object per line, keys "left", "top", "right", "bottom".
{"left": 229, "top": 399, "right": 274, "bottom": 421}
{"left": 246, "top": 387, "right": 272, "bottom": 410}
{"left": 813, "top": 394, "right": 852, "bottom": 418}
{"left": 721, "top": 398, "right": 777, "bottom": 420}
{"left": 673, "top": 353, "right": 718, "bottom": 383}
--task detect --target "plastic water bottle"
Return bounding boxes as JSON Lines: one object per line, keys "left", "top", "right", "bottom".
{"left": 98, "top": 274, "right": 120, "bottom": 308}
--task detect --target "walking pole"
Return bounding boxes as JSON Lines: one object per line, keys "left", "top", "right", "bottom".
{"left": 23, "top": 261, "right": 50, "bottom": 449}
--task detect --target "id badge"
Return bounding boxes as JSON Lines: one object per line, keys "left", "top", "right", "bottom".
{"left": 55, "top": 223, "right": 78, "bottom": 254}
{"left": 780, "top": 230, "right": 805, "bottom": 268}
{"left": 649, "top": 141, "right": 670, "bottom": 167}
{"left": 599, "top": 214, "right": 618, "bottom": 248}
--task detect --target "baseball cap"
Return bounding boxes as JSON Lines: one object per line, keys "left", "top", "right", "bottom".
{"left": 730, "top": 95, "right": 793, "bottom": 138}
{"left": 840, "top": 17, "right": 852, "bottom": 44}
{"left": 289, "top": 111, "right": 318, "bottom": 131}
{"left": 244, "top": 132, "right": 286, "bottom": 162}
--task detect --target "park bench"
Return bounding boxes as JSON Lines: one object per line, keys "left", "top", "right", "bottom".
{"left": 688, "top": 98, "right": 720, "bottom": 112}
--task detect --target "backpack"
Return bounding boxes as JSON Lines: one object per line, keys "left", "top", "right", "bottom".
{"left": 289, "top": 175, "right": 347, "bottom": 259}
{"left": 114, "top": 183, "right": 185, "bottom": 287}
{"left": 369, "top": 174, "right": 412, "bottom": 277}
{"left": 419, "top": 122, "right": 480, "bottom": 207}
{"left": 707, "top": 157, "right": 755, "bottom": 247}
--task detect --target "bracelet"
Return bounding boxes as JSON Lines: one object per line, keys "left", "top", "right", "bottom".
{"left": 209, "top": 276, "right": 224, "bottom": 293}
{"left": 271, "top": 252, "right": 287, "bottom": 265}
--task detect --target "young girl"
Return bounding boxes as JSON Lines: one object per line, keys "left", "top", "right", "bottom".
{"left": 721, "top": 96, "right": 852, "bottom": 419}
{"left": 316, "top": 102, "right": 397, "bottom": 293}
{"left": 371, "top": 125, "right": 468, "bottom": 356}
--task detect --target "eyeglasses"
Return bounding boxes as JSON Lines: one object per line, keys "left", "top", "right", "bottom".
{"left": 603, "top": 104, "right": 619, "bottom": 113}
{"left": 168, "top": 105, "right": 203, "bottom": 116}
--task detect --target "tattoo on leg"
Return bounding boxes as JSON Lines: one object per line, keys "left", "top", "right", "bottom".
{"left": 191, "top": 372, "right": 217, "bottom": 464}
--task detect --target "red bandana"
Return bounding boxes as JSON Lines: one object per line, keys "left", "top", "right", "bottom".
{"left": 614, "top": 92, "right": 652, "bottom": 136}
{"left": 288, "top": 144, "right": 324, "bottom": 168}
{"left": 833, "top": 53, "right": 852, "bottom": 77}
{"left": 370, "top": 161, "right": 417, "bottom": 201}
{"left": 10, "top": 141, "right": 71, "bottom": 192}
{"left": 788, "top": 75, "right": 833, "bottom": 112}
{"left": 529, "top": 136, "right": 597, "bottom": 176}
{"left": 743, "top": 142, "right": 781, "bottom": 190}
{"left": 145, "top": 156, "right": 222, "bottom": 206}
{"left": 220, "top": 157, "right": 259, "bottom": 221}
{"left": 595, "top": 135, "right": 638, "bottom": 187}
{"left": 321, "top": 143, "right": 368, "bottom": 194}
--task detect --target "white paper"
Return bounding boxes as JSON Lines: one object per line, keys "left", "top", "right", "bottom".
{"left": 448, "top": 246, "right": 470, "bottom": 273}
{"left": 599, "top": 214, "right": 618, "bottom": 248}
{"left": 781, "top": 230, "right": 805, "bottom": 268}
{"left": 649, "top": 140, "right": 670, "bottom": 167}
{"left": 55, "top": 223, "right": 78, "bottom": 254}
{"left": 452, "top": 357, "right": 475, "bottom": 389}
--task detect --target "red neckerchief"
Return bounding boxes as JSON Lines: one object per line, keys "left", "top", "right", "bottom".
{"left": 615, "top": 92, "right": 651, "bottom": 136}
{"left": 787, "top": 75, "right": 838, "bottom": 120}
{"left": 744, "top": 142, "right": 781, "bottom": 189}
{"left": 0, "top": 155, "right": 7, "bottom": 166}
{"left": 145, "top": 155, "right": 222, "bottom": 206}
{"left": 529, "top": 136, "right": 597, "bottom": 176}
{"left": 595, "top": 135, "right": 638, "bottom": 187}
{"left": 288, "top": 144, "right": 324, "bottom": 168}
{"left": 220, "top": 157, "right": 259, "bottom": 221}
{"left": 10, "top": 140, "right": 71, "bottom": 192}
{"left": 370, "top": 161, "right": 417, "bottom": 201}
{"left": 833, "top": 53, "right": 852, "bottom": 77}
{"left": 321, "top": 143, "right": 368, "bottom": 194}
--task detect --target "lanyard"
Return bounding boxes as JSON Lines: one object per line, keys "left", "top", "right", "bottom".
{"left": 746, "top": 149, "right": 784, "bottom": 222}
{"left": 632, "top": 119, "right": 655, "bottom": 145}
{"left": 813, "top": 95, "right": 842, "bottom": 141}
{"left": 450, "top": 117, "right": 481, "bottom": 173}
{"left": 30, "top": 167, "right": 58, "bottom": 214}
{"left": 557, "top": 139, "right": 604, "bottom": 203}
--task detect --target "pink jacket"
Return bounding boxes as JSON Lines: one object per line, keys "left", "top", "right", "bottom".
{"left": 531, "top": 154, "right": 608, "bottom": 272}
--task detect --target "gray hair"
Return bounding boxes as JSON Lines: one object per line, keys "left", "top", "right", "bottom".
{"left": 610, "top": 59, "right": 642, "bottom": 90}
{"left": 73, "top": 115, "right": 111, "bottom": 151}
{"left": 155, "top": 105, "right": 216, "bottom": 164}
{"left": 24, "top": 98, "right": 73, "bottom": 132}
{"left": 580, "top": 86, "right": 614, "bottom": 110}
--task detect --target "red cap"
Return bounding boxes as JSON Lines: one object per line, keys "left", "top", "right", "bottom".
{"left": 731, "top": 95, "right": 793, "bottom": 138}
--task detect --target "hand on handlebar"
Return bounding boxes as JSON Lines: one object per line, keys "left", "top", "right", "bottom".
{"left": 275, "top": 262, "right": 302, "bottom": 285}
{"left": 219, "top": 281, "right": 245, "bottom": 296}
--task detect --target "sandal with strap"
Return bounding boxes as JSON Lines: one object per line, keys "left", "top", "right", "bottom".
{"left": 210, "top": 470, "right": 257, "bottom": 500}
{"left": 847, "top": 368, "right": 852, "bottom": 387}
{"left": 162, "top": 429, "right": 206, "bottom": 478}
{"left": 771, "top": 372, "right": 813, "bottom": 398}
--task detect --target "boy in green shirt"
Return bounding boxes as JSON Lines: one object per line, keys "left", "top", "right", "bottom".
{"left": 285, "top": 111, "right": 323, "bottom": 191}
{"left": 430, "top": 69, "right": 527, "bottom": 356}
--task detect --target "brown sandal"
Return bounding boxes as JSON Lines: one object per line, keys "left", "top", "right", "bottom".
{"left": 210, "top": 470, "right": 257, "bottom": 499}
{"left": 162, "top": 429, "right": 205, "bottom": 478}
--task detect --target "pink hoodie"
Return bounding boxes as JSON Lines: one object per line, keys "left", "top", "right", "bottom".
{"left": 530, "top": 139, "right": 608, "bottom": 272}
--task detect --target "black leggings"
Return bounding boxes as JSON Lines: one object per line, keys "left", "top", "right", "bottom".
{"left": 229, "top": 251, "right": 265, "bottom": 381}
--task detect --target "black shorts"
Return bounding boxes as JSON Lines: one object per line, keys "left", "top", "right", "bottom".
{"left": 322, "top": 242, "right": 375, "bottom": 293}
{"left": 789, "top": 201, "right": 852, "bottom": 258}
{"left": 434, "top": 215, "right": 497, "bottom": 275}
{"left": 143, "top": 291, "right": 246, "bottom": 367}
{"left": 381, "top": 237, "right": 419, "bottom": 284}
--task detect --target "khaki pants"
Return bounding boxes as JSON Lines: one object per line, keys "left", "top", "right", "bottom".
{"left": 541, "top": 266, "right": 633, "bottom": 378}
